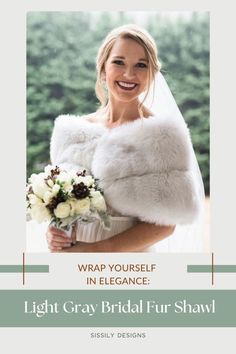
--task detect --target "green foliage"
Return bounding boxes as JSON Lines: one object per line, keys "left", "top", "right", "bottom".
{"left": 27, "top": 12, "right": 210, "bottom": 194}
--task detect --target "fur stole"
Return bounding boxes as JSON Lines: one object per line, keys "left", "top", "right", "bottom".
{"left": 50, "top": 114, "right": 201, "bottom": 225}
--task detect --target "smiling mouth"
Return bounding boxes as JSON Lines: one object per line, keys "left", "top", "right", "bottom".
{"left": 116, "top": 81, "right": 138, "bottom": 91}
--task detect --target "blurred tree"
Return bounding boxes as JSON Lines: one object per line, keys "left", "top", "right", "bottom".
{"left": 27, "top": 12, "right": 97, "bottom": 173}
{"left": 27, "top": 12, "right": 209, "bottom": 194}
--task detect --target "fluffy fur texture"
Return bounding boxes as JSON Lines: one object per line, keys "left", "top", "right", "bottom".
{"left": 50, "top": 114, "right": 201, "bottom": 225}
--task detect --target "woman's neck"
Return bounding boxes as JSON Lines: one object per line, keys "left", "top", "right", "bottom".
{"left": 102, "top": 99, "right": 151, "bottom": 127}
{"left": 107, "top": 100, "right": 139, "bottom": 123}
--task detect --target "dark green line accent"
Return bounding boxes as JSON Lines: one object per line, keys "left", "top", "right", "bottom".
{"left": 187, "top": 265, "right": 236, "bottom": 273}
{"left": 0, "top": 265, "right": 49, "bottom": 273}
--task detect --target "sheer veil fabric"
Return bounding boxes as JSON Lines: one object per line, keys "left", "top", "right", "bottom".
{"left": 140, "top": 72, "right": 205, "bottom": 251}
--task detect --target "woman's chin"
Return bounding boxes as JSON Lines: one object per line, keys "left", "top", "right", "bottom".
{"left": 113, "top": 95, "right": 139, "bottom": 104}
{"left": 111, "top": 87, "right": 141, "bottom": 102}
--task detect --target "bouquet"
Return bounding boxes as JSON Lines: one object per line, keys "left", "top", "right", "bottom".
{"left": 26, "top": 165, "right": 111, "bottom": 235}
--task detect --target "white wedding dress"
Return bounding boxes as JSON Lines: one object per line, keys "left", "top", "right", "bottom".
{"left": 26, "top": 210, "right": 203, "bottom": 252}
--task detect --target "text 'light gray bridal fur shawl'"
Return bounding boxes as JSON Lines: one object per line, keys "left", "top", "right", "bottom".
{"left": 50, "top": 114, "right": 201, "bottom": 226}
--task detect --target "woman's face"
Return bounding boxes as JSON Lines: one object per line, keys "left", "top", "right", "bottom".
{"left": 104, "top": 37, "right": 149, "bottom": 103}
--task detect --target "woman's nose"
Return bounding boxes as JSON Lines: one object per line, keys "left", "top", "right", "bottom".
{"left": 123, "top": 67, "right": 136, "bottom": 80}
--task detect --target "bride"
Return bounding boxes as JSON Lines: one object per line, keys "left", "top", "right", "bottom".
{"left": 45, "top": 24, "right": 204, "bottom": 253}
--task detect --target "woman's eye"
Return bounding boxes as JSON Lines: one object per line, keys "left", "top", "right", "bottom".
{"left": 113, "top": 60, "right": 124, "bottom": 65}
{"left": 136, "top": 62, "right": 147, "bottom": 68}
{"left": 112, "top": 60, "right": 147, "bottom": 68}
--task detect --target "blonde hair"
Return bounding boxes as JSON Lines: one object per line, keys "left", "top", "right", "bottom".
{"left": 95, "top": 24, "right": 161, "bottom": 117}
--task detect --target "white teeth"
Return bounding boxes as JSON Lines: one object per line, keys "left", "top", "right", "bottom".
{"left": 117, "top": 81, "right": 136, "bottom": 88}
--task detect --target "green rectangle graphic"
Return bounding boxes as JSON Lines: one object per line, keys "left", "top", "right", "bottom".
{"left": 187, "top": 265, "right": 236, "bottom": 273}
{"left": 0, "top": 265, "right": 49, "bottom": 273}
{"left": 0, "top": 290, "right": 236, "bottom": 327}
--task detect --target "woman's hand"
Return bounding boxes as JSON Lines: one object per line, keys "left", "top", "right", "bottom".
{"left": 46, "top": 226, "right": 74, "bottom": 252}
{"left": 61, "top": 241, "right": 96, "bottom": 252}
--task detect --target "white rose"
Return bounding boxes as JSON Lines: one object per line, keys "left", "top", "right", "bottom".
{"left": 63, "top": 182, "right": 73, "bottom": 193}
{"left": 54, "top": 202, "right": 71, "bottom": 219}
{"left": 56, "top": 172, "right": 73, "bottom": 193}
{"left": 74, "top": 175, "right": 94, "bottom": 187}
{"left": 82, "top": 175, "right": 95, "bottom": 187}
{"left": 52, "top": 183, "right": 60, "bottom": 195}
{"left": 74, "top": 198, "right": 90, "bottom": 215}
{"left": 30, "top": 204, "right": 51, "bottom": 223}
{"left": 28, "top": 194, "right": 42, "bottom": 205}
{"left": 91, "top": 191, "right": 106, "bottom": 212}
{"left": 32, "top": 174, "right": 50, "bottom": 199}
{"left": 44, "top": 164, "right": 54, "bottom": 176}
{"left": 47, "top": 179, "right": 54, "bottom": 188}
{"left": 56, "top": 171, "right": 71, "bottom": 184}
{"left": 28, "top": 173, "right": 38, "bottom": 184}
{"left": 37, "top": 172, "right": 47, "bottom": 179}
{"left": 29, "top": 172, "right": 46, "bottom": 184}
{"left": 43, "top": 191, "right": 54, "bottom": 204}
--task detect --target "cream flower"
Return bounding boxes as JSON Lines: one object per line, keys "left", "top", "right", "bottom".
{"left": 28, "top": 173, "right": 38, "bottom": 184}
{"left": 30, "top": 204, "right": 51, "bottom": 223}
{"left": 52, "top": 184, "right": 60, "bottom": 195}
{"left": 74, "top": 198, "right": 90, "bottom": 215}
{"left": 43, "top": 191, "right": 54, "bottom": 204}
{"left": 56, "top": 172, "right": 73, "bottom": 193}
{"left": 90, "top": 191, "right": 106, "bottom": 212}
{"left": 29, "top": 172, "right": 46, "bottom": 184}
{"left": 82, "top": 175, "right": 95, "bottom": 187}
{"left": 54, "top": 202, "right": 71, "bottom": 219}
{"left": 44, "top": 164, "right": 54, "bottom": 176}
{"left": 74, "top": 175, "right": 94, "bottom": 187}
{"left": 32, "top": 176, "right": 51, "bottom": 199}
{"left": 47, "top": 179, "right": 54, "bottom": 188}
{"left": 28, "top": 194, "right": 43, "bottom": 205}
{"left": 56, "top": 171, "right": 71, "bottom": 184}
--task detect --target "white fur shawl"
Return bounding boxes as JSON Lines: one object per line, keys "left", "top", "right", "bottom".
{"left": 50, "top": 114, "right": 201, "bottom": 225}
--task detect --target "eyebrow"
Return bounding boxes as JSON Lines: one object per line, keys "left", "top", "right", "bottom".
{"left": 111, "top": 56, "right": 148, "bottom": 62}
